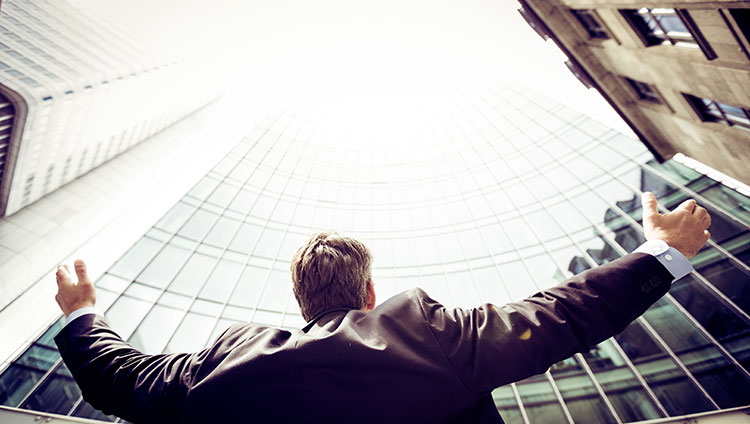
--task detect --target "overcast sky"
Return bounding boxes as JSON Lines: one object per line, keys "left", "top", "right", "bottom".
{"left": 73, "top": 0, "right": 632, "bottom": 134}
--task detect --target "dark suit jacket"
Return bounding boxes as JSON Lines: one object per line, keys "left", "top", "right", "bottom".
{"left": 55, "top": 253, "right": 673, "bottom": 423}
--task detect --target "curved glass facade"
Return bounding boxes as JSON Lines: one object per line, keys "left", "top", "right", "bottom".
{"left": 1, "top": 82, "right": 748, "bottom": 422}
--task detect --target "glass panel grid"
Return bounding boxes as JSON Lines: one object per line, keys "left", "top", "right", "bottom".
{"left": 3, "top": 82, "right": 749, "bottom": 423}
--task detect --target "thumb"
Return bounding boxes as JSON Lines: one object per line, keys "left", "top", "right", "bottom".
{"left": 74, "top": 259, "right": 91, "bottom": 285}
{"left": 641, "top": 192, "right": 660, "bottom": 223}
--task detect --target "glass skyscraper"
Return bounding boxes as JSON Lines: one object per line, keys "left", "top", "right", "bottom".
{"left": 1, "top": 81, "right": 748, "bottom": 423}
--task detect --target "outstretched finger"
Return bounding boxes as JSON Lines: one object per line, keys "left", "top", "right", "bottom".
{"left": 56, "top": 264, "right": 73, "bottom": 286}
{"left": 74, "top": 259, "right": 91, "bottom": 285}
{"left": 676, "top": 199, "right": 697, "bottom": 213}
{"left": 641, "top": 192, "right": 660, "bottom": 221}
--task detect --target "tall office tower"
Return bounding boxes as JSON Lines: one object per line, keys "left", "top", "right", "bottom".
{"left": 518, "top": 1, "right": 750, "bottom": 187}
{"left": 0, "top": 81, "right": 747, "bottom": 423}
{"left": 0, "top": 0, "right": 219, "bottom": 216}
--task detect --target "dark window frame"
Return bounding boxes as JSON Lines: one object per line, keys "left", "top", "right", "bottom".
{"left": 621, "top": 8, "right": 717, "bottom": 60}
{"left": 571, "top": 9, "right": 609, "bottom": 39}
{"left": 685, "top": 94, "right": 750, "bottom": 131}
{"left": 624, "top": 77, "right": 662, "bottom": 104}
{"left": 728, "top": 9, "right": 750, "bottom": 44}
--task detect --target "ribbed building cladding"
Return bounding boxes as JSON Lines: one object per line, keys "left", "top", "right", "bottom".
{"left": 0, "top": 0, "right": 218, "bottom": 216}
{"left": 0, "top": 81, "right": 747, "bottom": 423}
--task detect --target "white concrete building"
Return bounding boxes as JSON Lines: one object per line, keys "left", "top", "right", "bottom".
{"left": 0, "top": 0, "right": 219, "bottom": 216}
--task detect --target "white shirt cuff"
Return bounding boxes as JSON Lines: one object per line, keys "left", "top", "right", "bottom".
{"left": 634, "top": 240, "right": 693, "bottom": 283}
{"left": 64, "top": 306, "right": 100, "bottom": 328}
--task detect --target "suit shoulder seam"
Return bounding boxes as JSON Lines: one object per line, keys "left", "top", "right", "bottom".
{"left": 413, "top": 289, "right": 478, "bottom": 396}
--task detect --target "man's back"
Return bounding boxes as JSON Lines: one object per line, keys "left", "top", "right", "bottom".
{"left": 183, "top": 289, "right": 494, "bottom": 423}
{"left": 55, "top": 252, "right": 676, "bottom": 423}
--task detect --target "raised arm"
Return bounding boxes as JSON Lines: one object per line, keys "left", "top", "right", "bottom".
{"left": 54, "top": 314, "right": 196, "bottom": 423}
{"left": 420, "top": 193, "right": 711, "bottom": 394}
{"left": 53, "top": 261, "right": 206, "bottom": 423}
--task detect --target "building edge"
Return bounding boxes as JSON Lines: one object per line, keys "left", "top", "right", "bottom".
{"left": 517, "top": 0, "right": 670, "bottom": 164}
{"left": 0, "top": 84, "right": 28, "bottom": 217}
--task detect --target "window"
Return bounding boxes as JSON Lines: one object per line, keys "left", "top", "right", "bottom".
{"left": 624, "top": 77, "right": 662, "bottom": 103}
{"left": 621, "top": 8, "right": 716, "bottom": 59}
{"left": 729, "top": 9, "right": 750, "bottom": 43}
{"left": 685, "top": 94, "right": 750, "bottom": 131}
{"left": 571, "top": 9, "right": 609, "bottom": 39}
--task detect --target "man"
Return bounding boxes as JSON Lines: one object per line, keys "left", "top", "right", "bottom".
{"left": 54, "top": 192, "right": 710, "bottom": 423}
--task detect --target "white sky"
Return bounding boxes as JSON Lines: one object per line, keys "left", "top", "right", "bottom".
{"left": 73, "top": 0, "right": 633, "bottom": 134}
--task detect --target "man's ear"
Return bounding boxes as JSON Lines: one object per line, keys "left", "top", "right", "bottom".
{"left": 365, "top": 280, "right": 376, "bottom": 311}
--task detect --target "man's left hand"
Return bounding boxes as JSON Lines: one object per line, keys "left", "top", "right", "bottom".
{"left": 55, "top": 259, "right": 96, "bottom": 317}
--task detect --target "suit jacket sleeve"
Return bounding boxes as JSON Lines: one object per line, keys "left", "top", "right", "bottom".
{"left": 417, "top": 252, "right": 674, "bottom": 395}
{"left": 54, "top": 316, "right": 240, "bottom": 423}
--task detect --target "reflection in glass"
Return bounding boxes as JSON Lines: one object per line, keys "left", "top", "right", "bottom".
{"left": 72, "top": 400, "right": 117, "bottom": 421}
{"left": 549, "top": 357, "right": 617, "bottom": 423}
{"left": 670, "top": 275, "right": 750, "bottom": 372}
{"left": 199, "top": 257, "right": 244, "bottom": 303}
{"left": 21, "top": 363, "right": 80, "bottom": 414}
{"left": 492, "top": 385, "right": 524, "bottom": 424}
{"left": 3, "top": 81, "right": 749, "bottom": 423}
{"left": 583, "top": 340, "right": 663, "bottom": 421}
{"left": 164, "top": 312, "right": 216, "bottom": 353}
{"left": 693, "top": 247, "right": 750, "bottom": 315}
{"left": 614, "top": 321, "right": 713, "bottom": 415}
{"left": 108, "top": 237, "right": 163, "bottom": 280}
{"left": 137, "top": 243, "right": 192, "bottom": 288}
{"left": 642, "top": 298, "right": 750, "bottom": 407}
{"left": 128, "top": 304, "right": 186, "bottom": 354}
{"left": 515, "top": 374, "right": 568, "bottom": 424}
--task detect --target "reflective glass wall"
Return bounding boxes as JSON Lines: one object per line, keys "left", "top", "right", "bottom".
{"left": 1, "top": 82, "right": 748, "bottom": 423}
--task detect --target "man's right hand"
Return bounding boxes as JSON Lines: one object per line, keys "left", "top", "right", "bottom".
{"left": 55, "top": 259, "right": 97, "bottom": 317}
{"left": 641, "top": 192, "right": 711, "bottom": 259}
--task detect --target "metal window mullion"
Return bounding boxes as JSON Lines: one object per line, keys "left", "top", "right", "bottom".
{"left": 121, "top": 106, "right": 289, "bottom": 352}
{"left": 586, "top": 186, "right": 750, "bottom": 329}
{"left": 574, "top": 353, "right": 624, "bottom": 424}
{"left": 529, "top": 200, "right": 672, "bottom": 415}
{"left": 14, "top": 357, "right": 65, "bottom": 408}
{"left": 463, "top": 85, "right": 661, "bottom": 419}
{"left": 557, "top": 172, "right": 748, "bottom": 402}
{"left": 192, "top": 102, "right": 309, "bottom": 338}
{"left": 583, "top": 206, "right": 750, "bottom": 380}
{"left": 565, "top": 192, "right": 724, "bottom": 410}
{"left": 438, "top": 98, "right": 539, "bottom": 303}
{"left": 644, "top": 10, "right": 670, "bottom": 44}
{"left": 410, "top": 140, "right": 457, "bottom": 307}
{"left": 510, "top": 382, "right": 532, "bottom": 424}
{"left": 663, "top": 291, "right": 750, "bottom": 381}
{"left": 439, "top": 94, "right": 546, "bottom": 302}
{"left": 430, "top": 107, "right": 489, "bottom": 306}
{"left": 636, "top": 161, "right": 749, "bottom": 231}
{"left": 271, "top": 107, "right": 333, "bottom": 329}
{"left": 137, "top": 103, "right": 298, "bottom": 354}
{"left": 66, "top": 396, "right": 83, "bottom": 417}
{"left": 712, "top": 100, "right": 733, "bottom": 126}
{"left": 417, "top": 121, "right": 468, "bottom": 309}
{"left": 475, "top": 82, "right": 697, "bottom": 415}
{"left": 637, "top": 317, "right": 720, "bottom": 410}
{"left": 273, "top": 109, "right": 330, "bottom": 329}
{"left": 452, "top": 87, "right": 639, "bottom": 424}
{"left": 202, "top": 103, "right": 318, "bottom": 340}
{"left": 553, "top": 127, "right": 750, "bottom": 315}
{"left": 606, "top": 164, "right": 750, "bottom": 318}
{"left": 606, "top": 336, "right": 671, "bottom": 417}
{"left": 544, "top": 370, "right": 576, "bottom": 424}
{"left": 422, "top": 96, "right": 517, "bottom": 306}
